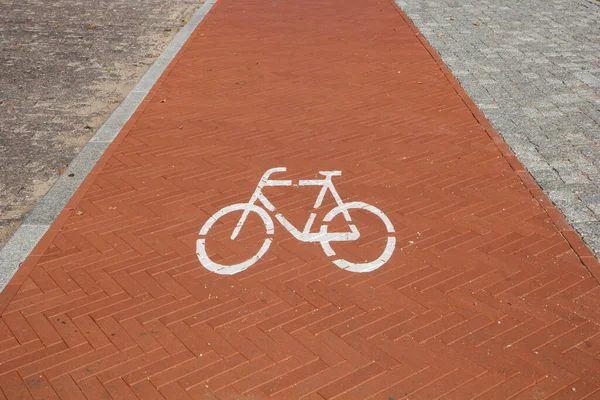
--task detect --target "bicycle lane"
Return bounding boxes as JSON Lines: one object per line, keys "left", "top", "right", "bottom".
{"left": 1, "top": 0, "right": 600, "bottom": 398}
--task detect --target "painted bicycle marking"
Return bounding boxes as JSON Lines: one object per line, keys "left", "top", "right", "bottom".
{"left": 196, "top": 167, "right": 395, "bottom": 275}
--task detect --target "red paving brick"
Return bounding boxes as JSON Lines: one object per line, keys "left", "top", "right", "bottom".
{"left": 2, "top": 0, "right": 600, "bottom": 398}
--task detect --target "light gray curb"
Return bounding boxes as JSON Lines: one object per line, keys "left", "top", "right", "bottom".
{"left": 0, "top": 0, "right": 217, "bottom": 292}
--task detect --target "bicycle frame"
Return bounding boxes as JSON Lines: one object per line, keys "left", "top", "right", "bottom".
{"left": 231, "top": 167, "right": 359, "bottom": 242}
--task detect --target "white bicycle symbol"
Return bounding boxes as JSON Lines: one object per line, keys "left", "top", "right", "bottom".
{"left": 196, "top": 167, "right": 396, "bottom": 275}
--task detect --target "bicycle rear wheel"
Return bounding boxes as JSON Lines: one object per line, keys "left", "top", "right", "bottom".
{"left": 319, "top": 201, "right": 395, "bottom": 273}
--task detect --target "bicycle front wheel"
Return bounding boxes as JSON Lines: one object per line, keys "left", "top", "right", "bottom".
{"left": 196, "top": 203, "right": 273, "bottom": 275}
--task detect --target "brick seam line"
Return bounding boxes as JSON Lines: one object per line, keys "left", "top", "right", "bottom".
{"left": 389, "top": 0, "right": 600, "bottom": 284}
{"left": 0, "top": 0, "right": 219, "bottom": 311}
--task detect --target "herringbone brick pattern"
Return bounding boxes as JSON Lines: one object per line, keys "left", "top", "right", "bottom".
{"left": 1, "top": 0, "right": 600, "bottom": 398}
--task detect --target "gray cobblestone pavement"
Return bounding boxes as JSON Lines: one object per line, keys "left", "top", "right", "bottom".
{"left": 398, "top": 0, "right": 600, "bottom": 256}
{"left": 0, "top": 0, "right": 203, "bottom": 248}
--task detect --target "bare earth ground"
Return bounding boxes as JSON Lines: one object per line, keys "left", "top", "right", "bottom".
{"left": 0, "top": 0, "right": 204, "bottom": 248}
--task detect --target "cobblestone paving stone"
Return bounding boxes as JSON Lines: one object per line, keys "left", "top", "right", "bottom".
{"left": 398, "top": 0, "right": 600, "bottom": 255}
{"left": 0, "top": 0, "right": 204, "bottom": 248}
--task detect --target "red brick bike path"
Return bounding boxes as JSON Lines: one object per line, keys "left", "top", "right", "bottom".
{"left": 2, "top": 0, "right": 600, "bottom": 398}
